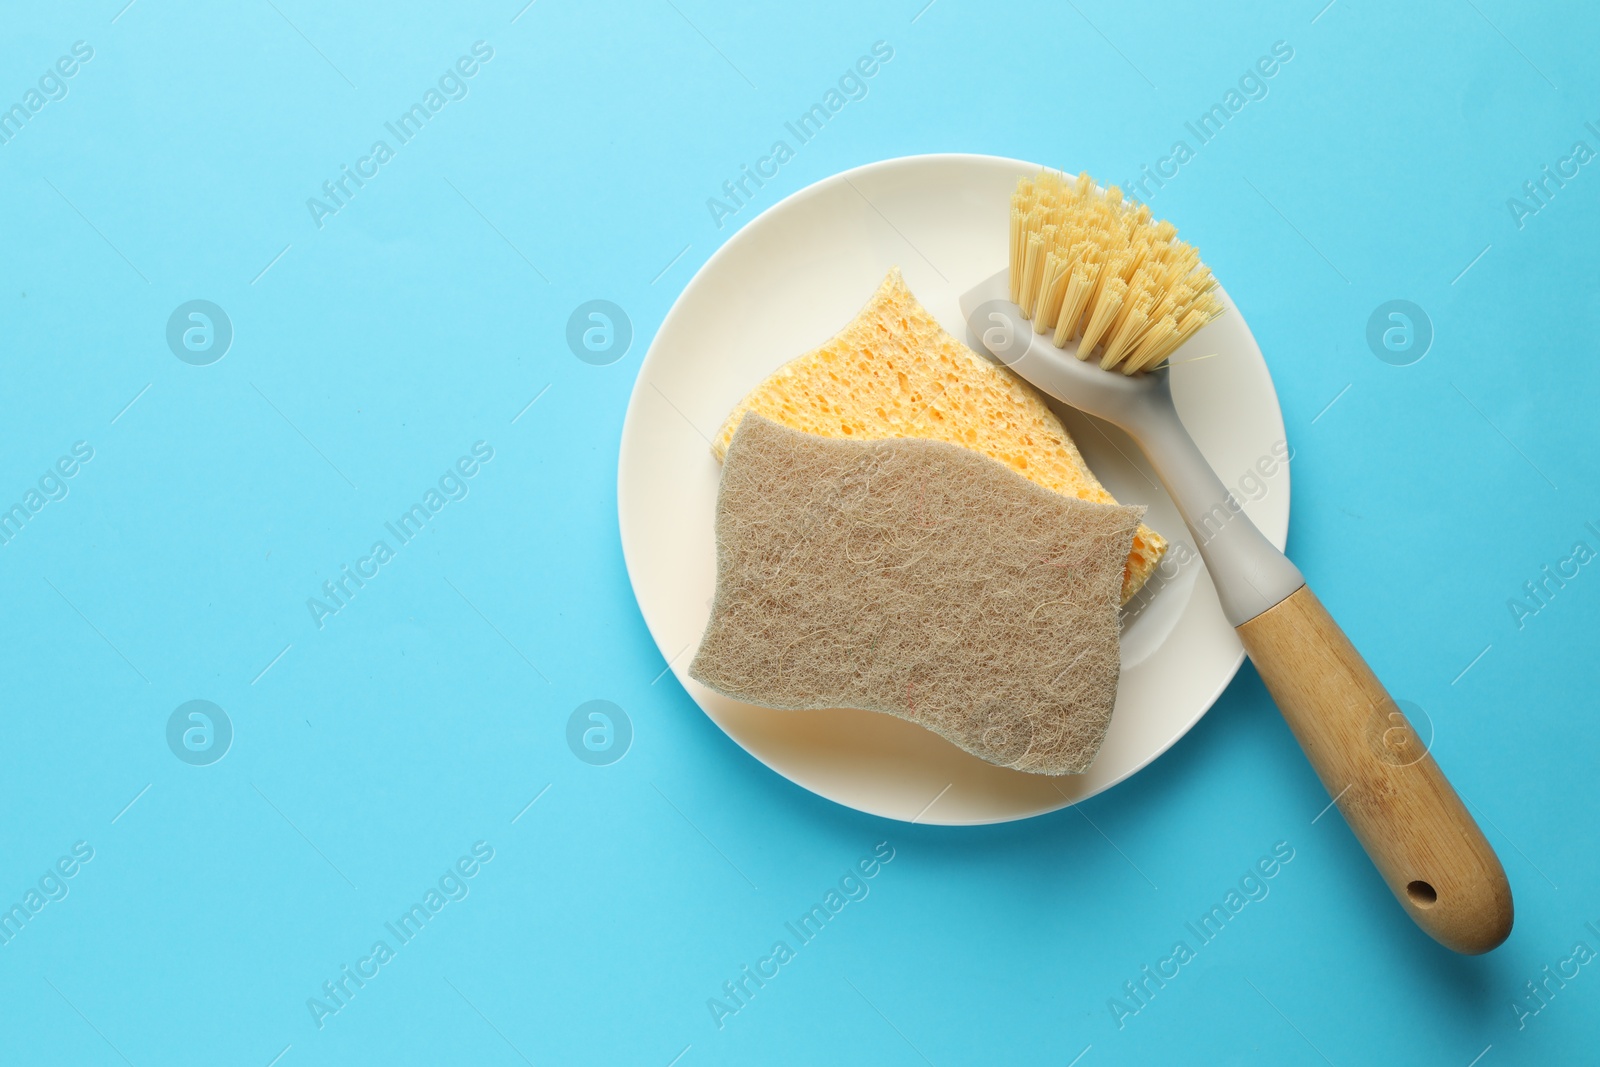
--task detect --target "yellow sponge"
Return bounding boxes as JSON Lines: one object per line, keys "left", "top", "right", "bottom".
{"left": 712, "top": 268, "right": 1166, "bottom": 602}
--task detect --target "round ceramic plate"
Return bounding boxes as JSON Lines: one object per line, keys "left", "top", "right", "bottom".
{"left": 618, "top": 154, "right": 1289, "bottom": 826}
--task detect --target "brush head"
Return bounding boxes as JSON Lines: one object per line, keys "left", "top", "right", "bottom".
{"left": 1010, "top": 170, "right": 1224, "bottom": 374}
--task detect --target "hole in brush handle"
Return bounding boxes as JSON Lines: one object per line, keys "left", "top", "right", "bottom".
{"left": 1406, "top": 880, "right": 1438, "bottom": 909}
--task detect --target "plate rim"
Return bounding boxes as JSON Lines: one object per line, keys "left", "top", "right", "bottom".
{"left": 618, "top": 151, "right": 1288, "bottom": 826}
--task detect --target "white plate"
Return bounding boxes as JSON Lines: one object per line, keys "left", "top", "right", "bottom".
{"left": 618, "top": 154, "right": 1289, "bottom": 826}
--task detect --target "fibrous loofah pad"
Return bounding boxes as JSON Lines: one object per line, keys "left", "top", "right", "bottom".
{"left": 711, "top": 267, "right": 1166, "bottom": 603}
{"left": 689, "top": 414, "right": 1145, "bottom": 776}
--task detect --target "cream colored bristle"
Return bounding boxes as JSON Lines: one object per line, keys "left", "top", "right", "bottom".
{"left": 1008, "top": 209, "right": 1026, "bottom": 306}
{"left": 1053, "top": 262, "right": 1098, "bottom": 348}
{"left": 1008, "top": 169, "right": 1224, "bottom": 372}
{"left": 1020, "top": 231, "right": 1047, "bottom": 319}
{"left": 1077, "top": 277, "right": 1126, "bottom": 360}
{"left": 1123, "top": 315, "right": 1176, "bottom": 374}
{"left": 1100, "top": 298, "right": 1151, "bottom": 370}
{"left": 1035, "top": 250, "right": 1070, "bottom": 333}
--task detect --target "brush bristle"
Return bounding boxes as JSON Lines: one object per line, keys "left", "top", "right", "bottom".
{"left": 1010, "top": 170, "right": 1224, "bottom": 374}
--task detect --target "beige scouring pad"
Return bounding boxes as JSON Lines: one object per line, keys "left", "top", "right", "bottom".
{"left": 712, "top": 267, "right": 1166, "bottom": 603}
{"left": 689, "top": 414, "right": 1145, "bottom": 775}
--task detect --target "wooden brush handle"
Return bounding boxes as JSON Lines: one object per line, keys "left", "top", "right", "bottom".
{"left": 1236, "top": 585, "right": 1513, "bottom": 954}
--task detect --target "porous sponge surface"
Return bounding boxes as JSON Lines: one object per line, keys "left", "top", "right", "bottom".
{"left": 712, "top": 267, "right": 1166, "bottom": 603}
{"left": 690, "top": 414, "right": 1144, "bottom": 776}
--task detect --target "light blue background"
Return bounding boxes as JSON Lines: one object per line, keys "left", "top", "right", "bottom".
{"left": 2, "top": 1, "right": 1596, "bottom": 1064}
